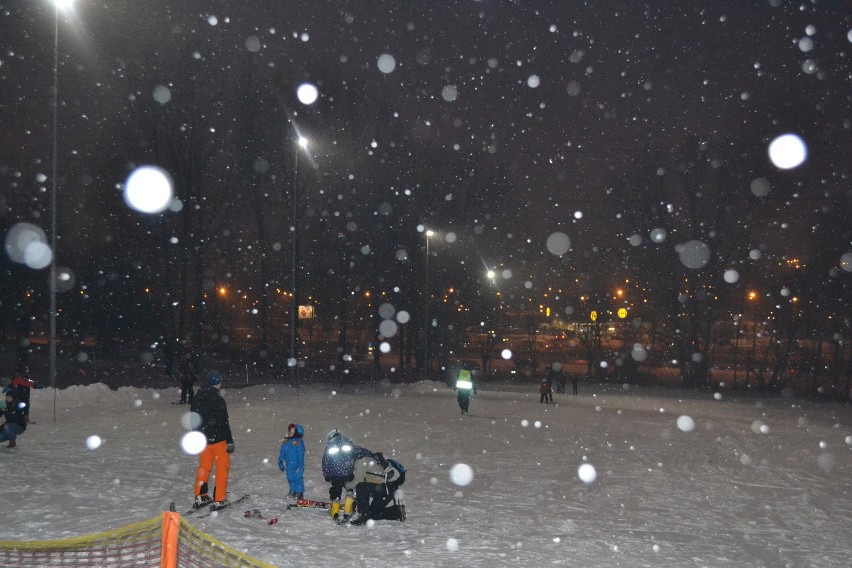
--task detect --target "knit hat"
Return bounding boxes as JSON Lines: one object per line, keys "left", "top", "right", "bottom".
{"left": 326, "top": 428, "right": 340, "bottom": 442}
{"left": 206, "top": 371, "right": 223, "bottom": 387}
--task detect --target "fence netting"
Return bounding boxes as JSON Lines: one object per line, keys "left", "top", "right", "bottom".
{"left": 0, "top": 512, "right": 278, "bottom": 568}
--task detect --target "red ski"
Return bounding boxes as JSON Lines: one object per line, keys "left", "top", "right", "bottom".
{"left": 287, "top": 498, "right": 332, "bottom": 510}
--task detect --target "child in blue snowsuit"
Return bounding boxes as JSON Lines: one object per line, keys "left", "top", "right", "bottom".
{"left": 278, "top": 423, "right": 306, "bottom": 498}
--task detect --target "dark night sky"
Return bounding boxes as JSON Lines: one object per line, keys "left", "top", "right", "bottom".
{"left": 1, "top": 1, "right": 850, "bottom": 300}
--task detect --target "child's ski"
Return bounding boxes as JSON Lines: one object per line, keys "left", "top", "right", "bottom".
{"left": 287, "top": 497, "right": 332, "bottom": 510}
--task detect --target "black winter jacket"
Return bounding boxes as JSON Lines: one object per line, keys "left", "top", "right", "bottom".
{"left": 2, "top": 401, "right": 28, "bottom": 432}
{"left": 190, "top": 386, "right": 233, "bottom": 445}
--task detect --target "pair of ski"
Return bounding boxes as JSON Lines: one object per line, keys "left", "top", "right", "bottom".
{"left": 183, "top": 494, "right": 250, "bottom": 518}
{"left": 244, "top": 498, "right": 332, "bottom": 525}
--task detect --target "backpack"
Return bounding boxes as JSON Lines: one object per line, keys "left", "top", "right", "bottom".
{"left": 384, "top": 458, "right": 406, "bottom": 486}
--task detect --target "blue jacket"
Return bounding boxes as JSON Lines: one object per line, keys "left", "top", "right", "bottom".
{"left": 278, "top": 435, "right": 306, "bottom": 492}
{"left": 321, "top": 432, "right": 374, "bottom": 482}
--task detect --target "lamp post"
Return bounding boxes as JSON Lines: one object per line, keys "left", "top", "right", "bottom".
{"left": 289, "top": 136, "right": 308, "bottom": 383}
{"left": 50, "top": 0, "right": 73, "bottom": 414}
{"left": 422, "top": 229, "right": 434, "bottom": 380}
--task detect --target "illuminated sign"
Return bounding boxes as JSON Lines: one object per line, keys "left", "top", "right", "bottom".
{"left": 590, "top": 310, "right": 598, "bottom": 322}
{"left": 298, "top": 305, "right": 314, "bottom": 319}
{"left": 617, "top": 308, "right": 627, "bottom": 319}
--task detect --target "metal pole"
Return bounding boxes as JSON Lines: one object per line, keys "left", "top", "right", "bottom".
{"left": 423, "top": 234, "right": 429, "bottom": 380}
{"left": 289, "top": 146, "right": 299, "bottom": 384}
{"left": 50, "top": 4, "right": 59, "bottom": 423}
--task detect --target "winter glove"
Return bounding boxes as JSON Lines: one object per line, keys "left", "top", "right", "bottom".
{"left": 226, "top": 443, "right": 235, "bottom": 453}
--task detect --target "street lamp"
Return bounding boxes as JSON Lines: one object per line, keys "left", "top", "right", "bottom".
{"left": 422, "top": 229, "right": 434, "bottom": 380}
{"left": 289, "top": 136, "right": 308, "bottom": 383}
{"left": 49, "top": 0, "right": 73, "bottom": 413}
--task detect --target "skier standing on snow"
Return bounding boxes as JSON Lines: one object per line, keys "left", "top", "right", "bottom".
{"left": 539, "top": 378, "right": 553, "bottom": 403}
{"left": 176, "top": 354, "right": 197, "bottom": 405}
{"left": 548, "top": 363, "right": 566, "bottom": 394}
{"left": 278, "top": 423, "right": 306, "bottom": 499}
{"left": 322, "top": 428, "right": 374, "bottom": 520}
{"left": 190, "top": 371, "right": 234, "bottom": 510}
{"left": 454, "top": 366, "right": 477, "bottom": 414}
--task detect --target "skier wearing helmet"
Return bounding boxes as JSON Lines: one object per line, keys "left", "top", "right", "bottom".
{"left": 322, "top": 429, "right": 374, "bottom": 519}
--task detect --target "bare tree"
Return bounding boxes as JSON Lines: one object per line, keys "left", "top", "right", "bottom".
{"left": 613, "top": 140, "right": 763, "bottom": 389}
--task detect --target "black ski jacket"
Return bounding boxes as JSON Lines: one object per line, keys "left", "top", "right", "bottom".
{"left": 190, "top": 386, "right": 233, "bottom": 445}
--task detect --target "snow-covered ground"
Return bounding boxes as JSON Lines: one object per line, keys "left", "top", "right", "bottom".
{"left": 2, "top": 379, "right": 850, "bottom": 567}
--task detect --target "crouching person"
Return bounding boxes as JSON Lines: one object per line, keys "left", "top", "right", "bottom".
{"left": 0, "top": 389, "right": 28, "bottom": 446}
{"left": 350, "top": 454, "right": 406, "bottom": 525}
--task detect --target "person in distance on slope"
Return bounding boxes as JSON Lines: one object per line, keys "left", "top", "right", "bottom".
{"left": 0, "top": 389, "right": 28, "bottom": 447}
{"left": 539, "top": 378, "right": 553, "bottom": 404}
{"left": 278, "top": 423, "right": 306, "bottom": 499}
{"left": 190, "top": 371, "right": 234, "bottom": 510}
{"left": 548, "top": 363, "right": 566, "bottom": 395}
{"left": 349, "top": 454, "right": 406, "bottom": 525}
{"left": 176, "top": 353, "right": 198, "bottom": 405}
{"left": 322, "top": 428, "right": 374, "bottom": 519}
{"left": 454, "top": 365, "right": 477, "bottom": 414}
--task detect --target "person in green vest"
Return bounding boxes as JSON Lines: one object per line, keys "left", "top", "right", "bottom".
{"left": 454, "top": 366, "right": 477, "bottom": 414}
